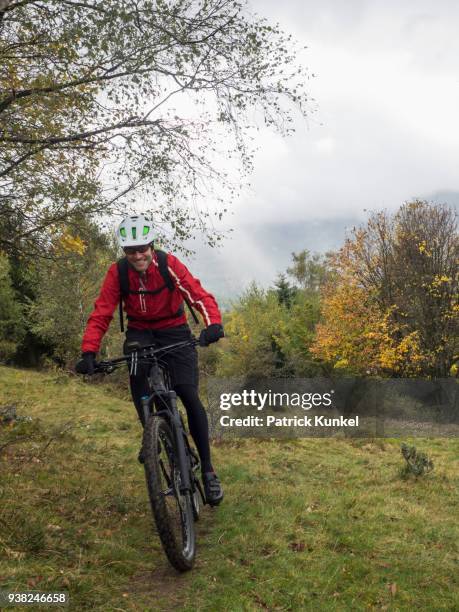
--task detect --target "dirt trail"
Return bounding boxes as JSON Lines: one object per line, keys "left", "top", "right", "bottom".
{"left": 125, "top": 511, "right": 217, "bottom": 611}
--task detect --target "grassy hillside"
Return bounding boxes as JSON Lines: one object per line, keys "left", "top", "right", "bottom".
{"left": 1, "top": 366, "right": 458, "bottom": 611}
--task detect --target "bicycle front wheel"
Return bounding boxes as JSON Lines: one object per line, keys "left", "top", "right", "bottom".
{"left": 143, "top": 416, "right": 196, "bottom": 571}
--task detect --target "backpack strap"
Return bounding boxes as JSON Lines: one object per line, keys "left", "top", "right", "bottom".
{"left": 117, "top": 250, "right": 200, "bottom": 331}
{"left": 118, "top": 257, "right": 166, "bottom": 331}
{"left": 155, "top": 249, "right": 200, "bottom": 324}
{"left": 154, "top": 249, "right": 175, "bottom": 290}
{"left": 117, "top": 258, "right": 130, "bottom": 332}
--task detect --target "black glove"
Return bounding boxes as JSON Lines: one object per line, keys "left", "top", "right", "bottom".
{"left": 75, "top": 352, "right": 96, "bottom": 375}
{"left": 199, "top": 324, "right": 224, "bottom": 347}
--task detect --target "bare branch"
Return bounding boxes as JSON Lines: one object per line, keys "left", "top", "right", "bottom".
{"left": 0, "top": 117, "right": 162, "bottom": 145}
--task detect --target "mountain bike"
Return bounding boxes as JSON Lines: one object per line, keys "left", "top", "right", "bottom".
{"left": 94, "top": 338, "right": 206, "bottom": 572}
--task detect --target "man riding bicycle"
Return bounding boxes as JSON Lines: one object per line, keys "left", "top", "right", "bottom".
{"left": 76, "top": 214, "right": 224, "bottom": 506}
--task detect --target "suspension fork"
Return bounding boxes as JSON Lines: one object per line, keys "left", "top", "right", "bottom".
{"left": 141, "top": 395, "right": 152, "bottom": 426}
{"left": 167, "top": 390, "right": 192, "bottom": 493}
{"left": 141, "top": 359, "right": 167, "bottom": 425}
{"left": 142, "top": 389, "right": 191, "bottom": 493}
{"left": 141, "top": 359, "right": 191, "bottom": 492}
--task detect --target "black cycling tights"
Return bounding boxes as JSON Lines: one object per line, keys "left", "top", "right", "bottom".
{"left": 130, "top": 379, "right": 213, "bottom": 474}
{"left": 174, "top": 384, "right": 213, "bottom": 474}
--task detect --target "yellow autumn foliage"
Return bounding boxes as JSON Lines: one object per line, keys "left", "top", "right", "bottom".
{"left": 58, "top": 232, "right": 86, "bottom": 256}
{"left": 312, "top": 202, "right": 458, "bottom": 377}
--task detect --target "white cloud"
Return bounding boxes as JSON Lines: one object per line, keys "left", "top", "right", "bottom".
{"left": 315, "top": 137, "right": 336, "bottom": 155}
{"left": 226, "top": 0, "right": 459, "bottom": 225}
{"left": 185, "top": 1, "right": 459, "bottom": 293}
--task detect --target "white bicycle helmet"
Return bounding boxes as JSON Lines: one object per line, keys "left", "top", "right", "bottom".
{"left": 116, "top": 214, "right": 154, "bottom": 247}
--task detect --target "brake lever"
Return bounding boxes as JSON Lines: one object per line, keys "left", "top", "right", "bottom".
{"left": 94, "top": 361, "right": 115, "bottom": 374}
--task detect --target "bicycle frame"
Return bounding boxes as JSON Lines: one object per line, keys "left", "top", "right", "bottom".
{"left": 141, "top": 378, "right": 192, "bottom": 494}
{"left": 97, "top": 339, "right": 201, "bottom": 495}
{"left": 90, "top": 337, "right": 205, "bottom": 570}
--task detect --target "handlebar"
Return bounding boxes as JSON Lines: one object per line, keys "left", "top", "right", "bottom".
{"left": 94, "top": 337, "right": 200, "bottom": 374}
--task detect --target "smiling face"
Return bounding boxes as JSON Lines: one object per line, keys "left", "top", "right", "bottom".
{"left": 123, "top": 244, "right": 153, "bottom": 273}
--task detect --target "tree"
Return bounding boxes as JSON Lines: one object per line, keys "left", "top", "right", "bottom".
{"left": 0, "top": 250, "right": 25, "bottom": 361}
{"left": 27, "top": 219, "right": 121, "bottom": 365}
{"left": 0, "top": 0, "right": 311, "bottom": 256}
{"left": 274, "top": 273, "right": 296, "bottom": 308}
{"left": 274, "top": 289, "right": 322, "bottom": 376}
{"left": 312, "top": 201, "right": 458, "bottom": 377}
{"left": 287, "top": 249, "right": 332, "bottom": 295}
{"left": 217, "top": 273, "right": 323, "bottom": 378}
{"left": 217, "top": 283, "right": 288, "bottom": 377}
{"left": 311, "top": 275, "right": 383, "bottom": 375}
{"left": 391, "top": 202, "right": 458, "bottom": 375}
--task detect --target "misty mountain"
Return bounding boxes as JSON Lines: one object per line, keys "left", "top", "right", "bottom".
{"left": 188, "top": 192, "right": 458, "bottom": 304}
{"left": 425, "top": 190, "right": 459, "bottom": 210}
{"left": 187, "top": 217, "right": 359, "bottom": 303}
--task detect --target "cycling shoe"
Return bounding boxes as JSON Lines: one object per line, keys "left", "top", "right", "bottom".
{"left": 202, "top": 472, "right": 224, "bottom": 507}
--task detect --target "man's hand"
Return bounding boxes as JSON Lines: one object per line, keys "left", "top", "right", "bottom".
{"left": 199, "top": 324, "right": 224, "bottom": 347}
{"left": 75, "top": 352, "right": 96, "bottom": 375}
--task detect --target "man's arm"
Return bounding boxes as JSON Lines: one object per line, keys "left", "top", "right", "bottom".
{"left": 166, "top": 253, "right": 222, "bottom": 326}
{"left": 81, "top": 263, "right": 120, "bottom": 353}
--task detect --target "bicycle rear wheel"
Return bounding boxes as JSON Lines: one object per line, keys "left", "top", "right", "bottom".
{"left": 143, "top": 416, "right": 195, "bottom": 571}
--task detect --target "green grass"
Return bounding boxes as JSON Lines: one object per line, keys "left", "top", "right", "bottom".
{"left": 1, "top": 366, "right": 458, "bottom": 611}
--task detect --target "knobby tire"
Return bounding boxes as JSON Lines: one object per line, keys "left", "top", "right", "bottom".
{"left": 143, "top": 415, "right": 196, "bottom": 572}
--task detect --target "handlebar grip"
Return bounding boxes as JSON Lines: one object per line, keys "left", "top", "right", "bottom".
{"left": 93, "top": 361, "right": 113, "bottom": 373}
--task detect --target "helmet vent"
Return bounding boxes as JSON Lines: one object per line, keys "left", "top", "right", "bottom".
{"left": 116, "top": 214, "right": 153, "bottom": 248}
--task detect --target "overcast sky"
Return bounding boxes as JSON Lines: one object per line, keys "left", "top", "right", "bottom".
{"left": 233, "top": 0, "right": 459, "bottom": 222}
{"left": 188, "top": 1, "right": 459, "bottom": 294}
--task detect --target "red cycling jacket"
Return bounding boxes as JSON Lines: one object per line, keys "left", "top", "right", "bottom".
{"left": 81, "top": 252, "right": 222, "bottom": 353}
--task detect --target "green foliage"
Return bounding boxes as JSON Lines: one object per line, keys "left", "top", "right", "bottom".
{"left": 1, "top": 0, "right": 312, "bottom": 257}
{"left": 215, "top": 250, "right": 332, "bottom": 378}
{"left": 1, "top": 366, "right": 459, "bottom": 610}
{"left": 27, "top": 220, "right": 122, "bottom": 366}
{"left": 217, "top": 283, "right": 285, "bottom": 377}
{"left": 0, "top": 252, "right": 25, "bottom": 361}
{"left": 217, "top": 275, "right": 322, "bottom": 378}
{"left": 274, "top": 273, "right": 297, "bottom": 308}
{"left": 274, "top": 290, "right": 322, "bottom": 376}
{"left": 287, "top": 249, "right": 333, "bottom": 294}
{"left": 400, "top": 443, "right": 434, "bottom": 477}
